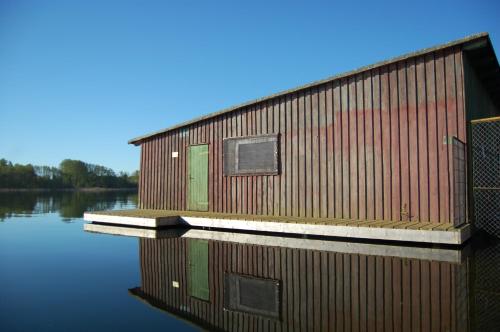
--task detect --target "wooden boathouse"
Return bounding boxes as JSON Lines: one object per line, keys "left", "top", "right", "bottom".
{"left": 84, "top": 33, "right": 500, "bottom": 244}
{"left": 126, "top": 231, "right": 471, "bottom": 332}
{"left": 84, "top": 224, "right": 498, "bottom": 331}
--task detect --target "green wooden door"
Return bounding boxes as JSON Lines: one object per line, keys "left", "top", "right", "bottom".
{"left": 188, "top": 239, "right": 209, "bottom": 301}
{"left": 187, "top": 144, "right": 209, "bottom": 211}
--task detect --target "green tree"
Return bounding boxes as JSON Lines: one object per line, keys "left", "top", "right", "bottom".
{"left": 0, "top": 158, "right": 137, "bottom": 189}
{"left": 59, "top": 159, "right": 89, "bottom": 188}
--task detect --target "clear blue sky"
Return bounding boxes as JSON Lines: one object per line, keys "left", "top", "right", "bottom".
{"left": 1, "top": 0, "right": 499, "bottom": 173}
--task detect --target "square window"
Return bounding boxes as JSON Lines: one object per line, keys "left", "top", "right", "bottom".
{"left": 224, "top": 273, "right": 280, "bottom": 319}
{"left": 223, "top": 134, "right": 279, "bottom": 176}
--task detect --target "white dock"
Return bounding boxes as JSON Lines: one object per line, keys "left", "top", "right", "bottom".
{"left": 84, "top": 224, "right": 470, "bottom": 264}
{"left": 83, "top": 209, "right": 471, "bottom": 245}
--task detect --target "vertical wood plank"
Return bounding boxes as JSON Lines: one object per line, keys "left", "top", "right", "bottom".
{"left": 305, "top": 90, "right": 313, "bottom": 218}
{"left": 319, "top": 86, "right": 328, "bottom": 218}
{"left": 436, "top": 50, "right": 450, "bottom": 223}
{"left": 454, "top": 48, "right": 466, "bottom": 141}
{"left": 349, "top": 76, "right": 359, "bottom": 219}
{"left": 335, "top": 253, "right": 344, "bottom": 332}
{"left": 375, "top": 256, "right": 385, "bottom": 332}
{"left": 411, "top": 260, "right": 422, "bottom": 331}
{"left": 367, "top": 255, "right": 376, "bottom": 332}
{"left": 430, "top": 262, "right": 441, "bottom": 331}
{"left": 279, "top": 97, "right": 286, "bottom": 217}
{"left": 356, "top": 74, "right": 366, "bottom": 220}
{"left": 402, "top": 259, "right": 411, "bottom": 332}
{"left": 274, "top": 99, "right": 281, "bottom": 216}
{"left": 364, "top": 71, "right": 375, "bottom": 220}
{"left": 426, "top": 53, "right": 440, "bottom": 223}
{"left": 445, "top": 48, "right": 458, "bottom": 224}
{"left": 298, "top": 92, "right": 306, "bottom": 218}
{"left": 398, "top": 61, "right": 410, "bottom": 222}
{"left": 312, "top": 87, "right": 321, "bottom": 218}
{"left": 408, "top": 58, "right": 420, "bottom": 221}
{"left": 351, "top": 254, "right": 360, "bottom": 332}
{"left": 416, "top": 57, "right": 429, "bottom": 222}
{"left": 333, "top": 81, "right": 343, "bottom": 219}
{"left": 383, "top": 257, "right": 393, "bottom": 331}
{"left": 286, "top": 95, "right": 298, "bottom": 216}
{"left": 390, "top": 63, "right": 401, "bottom": 221}
{"left": 393, "top": 258, "right": 402, "bottom": 331}
{"left": 341, "top": 79, "right": 350, "bottom": 218}
{"left": 326, "top": 83, "right": 335, "bottom": 218}
{"left": 380, "top": 67, "right": 392, "bottom": 220}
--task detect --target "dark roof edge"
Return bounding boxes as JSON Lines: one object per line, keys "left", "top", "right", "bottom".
{"left": 128, "top": 287, "right": 217, "bottom": 331}
{"left": 129, "top": 32, "right": 490, "bottom": 145}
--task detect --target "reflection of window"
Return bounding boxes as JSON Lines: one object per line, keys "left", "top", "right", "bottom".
{"left": 223, "top": 134, "right": 279, "bottom": 176}
{"left": 224, "top": 273, "right": 280, "bottom": 319}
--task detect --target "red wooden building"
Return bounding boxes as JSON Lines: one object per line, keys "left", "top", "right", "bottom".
{"left": 85, "top": 33, "right": 500, "bottom": 244}
{"left": 129, "top": 33, "right": 499, "bottom": 226}
{"left": 129, "top": 233, "right": 471, "bottom": 331}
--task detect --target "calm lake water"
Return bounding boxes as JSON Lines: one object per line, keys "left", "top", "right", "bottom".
{"left": 1, "top": 191, "right": 499, "bottom": 331}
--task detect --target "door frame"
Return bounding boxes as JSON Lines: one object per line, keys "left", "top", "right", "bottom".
{"left": 187, "top": 238, "right": 210, "bottom": 301}
{"left": 186, "top": 143, "right": 209, "bottom": 211}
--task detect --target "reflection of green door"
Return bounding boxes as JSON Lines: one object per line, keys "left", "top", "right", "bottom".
{"left": 188, "top": 239, "right": 209, "bottom": 301}
{"left": 187, "top": 144, "right": 209, "bottom": 211}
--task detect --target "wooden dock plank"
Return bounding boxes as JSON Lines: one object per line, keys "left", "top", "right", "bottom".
{"left": 87, "top": 209, "right": 460, "bottom": 230}
{"left": 85, "top": 209, "right": 467, "bottom": 244}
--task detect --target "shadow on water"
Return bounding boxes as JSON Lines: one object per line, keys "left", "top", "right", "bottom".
{"left": 0, "top": 190, "right": 137, "bottom": 221}
{"left": 469, "top": 232, "right": 500, "bottom": 331}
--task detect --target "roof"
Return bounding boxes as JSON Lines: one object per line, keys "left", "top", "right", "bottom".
{"left": 129, "top": 32, "right": 499, "bottom": 145}
{"left": 129, "top": 287, "right": 218, "bottom": 331}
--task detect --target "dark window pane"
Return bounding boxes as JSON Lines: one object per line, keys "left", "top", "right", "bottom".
{"left": 239, "top": 277, "right": 277, "bottom": 312}
{"left": 223, "top": 134, "right": 279, "bottom": 176}
{"left": 238, "top": 141, "right": 276, "bottom": 171}
{"left": 224, "top": 273, "right": 280, "bottom": 319}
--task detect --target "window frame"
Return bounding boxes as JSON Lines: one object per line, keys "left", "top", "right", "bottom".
{"left": 223, "top": 133, "right": 280, "bottom": 176}
{"left": 224, "top": 273, "right": 281, "bottom": 319}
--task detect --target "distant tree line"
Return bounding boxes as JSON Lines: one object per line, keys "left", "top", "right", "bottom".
{"left": 0, "top": 190, "right": 137, "bottom": 221}
{"left": 0, "top": 159, "right": 138, "bottom": 189}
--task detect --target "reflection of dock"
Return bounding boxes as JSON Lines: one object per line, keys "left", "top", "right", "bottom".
{"left": 84, "top": 223, "right": 470, "bottom": 264}
{"left": 118, "top": 228, "right": 470, "bottom": 331}
{"left": 84, "top": 223, "right": 185, "bottom": 238}
{"left": 84, "top": 209, "right": 470, "bottom": 245}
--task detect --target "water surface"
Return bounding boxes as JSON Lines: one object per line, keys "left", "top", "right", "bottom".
{"left": 0, "top": 191, "right": 499, "bottom": 331}
{"left": 0, "top": 191, "right": 195, "bottom": 332}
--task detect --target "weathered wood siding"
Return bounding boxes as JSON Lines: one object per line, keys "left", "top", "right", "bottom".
{"left": 138, "top": 237, "right": 469, "bottom": 332}
{"left": 138, "top": 47, "right": 468, "bottom": 224}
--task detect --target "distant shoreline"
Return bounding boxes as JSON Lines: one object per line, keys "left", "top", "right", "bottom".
{"left": 0, "top": 188, "right": 137, "bottom": 193}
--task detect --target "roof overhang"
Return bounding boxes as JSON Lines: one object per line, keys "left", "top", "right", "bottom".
{"left": 128, "top": 287, "right": 217, "bottom": 331}
{"left": 463, "top": 35, "right": 500, "bottom": 109}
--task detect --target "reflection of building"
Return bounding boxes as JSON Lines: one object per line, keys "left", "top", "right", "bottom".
{"left": 126, "top": 229, "right": 471, "bottom": 331}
